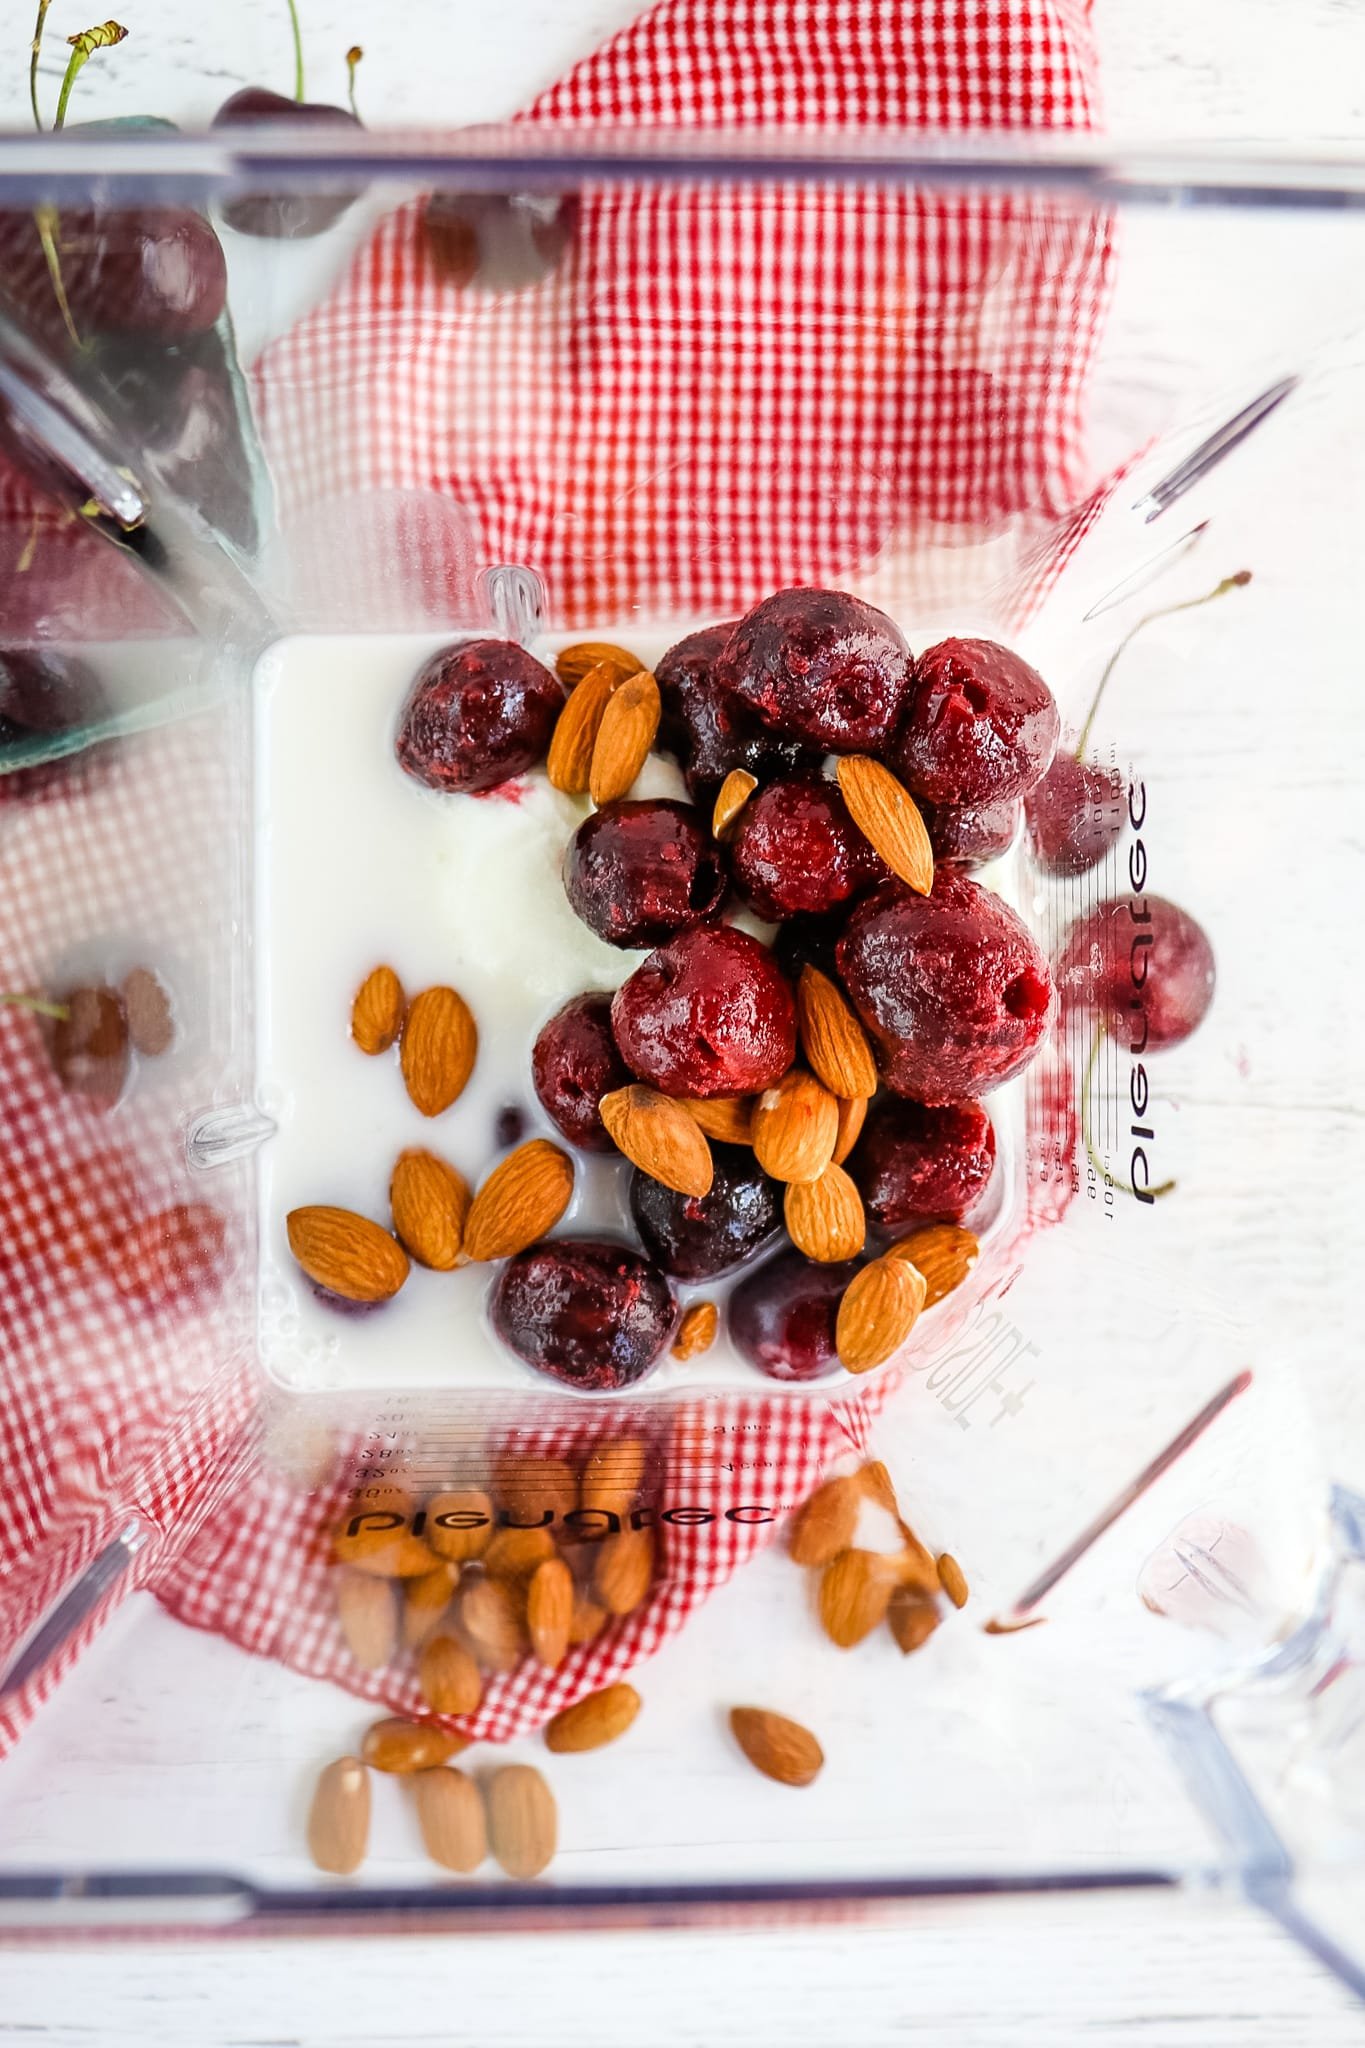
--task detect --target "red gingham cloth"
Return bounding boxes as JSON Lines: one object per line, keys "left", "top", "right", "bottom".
{"left": 0, "top": 0, "right": 1104, "bottom": 1754}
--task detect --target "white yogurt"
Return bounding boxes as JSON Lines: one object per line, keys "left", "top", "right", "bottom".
{"left": 253, "top": 631, "right": 1013, "bottom": 1397}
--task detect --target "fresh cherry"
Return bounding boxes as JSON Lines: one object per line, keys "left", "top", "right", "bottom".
{"left": 893, "top": 637, "right": 1059, "bottom": 807}
{"left": 563, "top": 799, "right": 728, "bottom": 949}
{"left": 0, "top": 650, "right": 108, "bottom": 803}
{"left": 1058, "top": 894, "right": 1214, "bottom": 1051}
{"left": 721, "top": 588, "right": 913, "bottom": 755}
{"left": 629, "top": 1144, "right": 783, "bottom": 1280}
{"left": 489, "top": 1237, "right": 676, "bottom": 1390}
{"left": 396, "top": 639, "right": 564, "bottom": 795}
{"left": 0, "top": 206, "right": 227, "bottom": 343}
{"left": 921, "top": 793, "right": 1021, "bottom": 870}
{"left": 728, "top": 1247, "right": 859, "bottom": 1382}
{"left": 424, "top": 192, "right": 578, "bottom": 291}
{"left": 212, "top": 89, "right": 361, "bottom": 239}
{"left": 837, "top": 869, "right": 1054, "bottom": 1104}
{"left": 531, "top": 992, "right": 633, "bottom": 1152}
{"left": 849, "top": 1096, "right": 996, "bottom": 1229}
{"left": 49, "top": 984, "right": 129, "bottom": 1111}
{"left": 612, "top": 924, "right": 796, "bottom": 1100}
{"left": 656, "top": 621, "right": 818, "bottom": 802}
{"left": 1025, "top": 753, "right": 1124, "bottom": 876}
{"left": 727, "top": 774, "right": 887, "bottom": 921}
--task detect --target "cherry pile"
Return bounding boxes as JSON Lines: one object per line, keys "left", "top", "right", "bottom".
{"left": 393, "top": 586, "right": 1069, "bottom": 1388}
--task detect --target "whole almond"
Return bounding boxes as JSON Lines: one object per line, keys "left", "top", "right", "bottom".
{"left": 287, "top": 1205, "right": 409, "bottom": 1305}
{"left": 831, "top": 1093, "right": 867, "bottom": 1166}
{"left": 307, "top": 1756, "right": 370, "bottom": 1874}
{"left": 818, "top": 1548, "right": 897, "bottom": 1647}
{"left": 712, "top": 768, "right": 757, "bottom": 839}
{"left": 484, "top": 1525, "right": 557, "bottom": 1583}
{"left": 594, "top": 1527, "right": 655, "bottom": 1615}
{"left": 600, "top": 1085, "right": 714, "bottom": 1198}
{"left": 547, "top": 660, "right": 618, "bottom": 794}
{"left": 121, "top": 964, "right": 175, "bottom": 1056}
{"left": 459, "top": 1575, "right": 526, "bottom": 1673}
{"left": 487, "top": 1764, "right": 558, "bottom": 1879}
{"left": 528, "top": 1556, "right": 574, "bottom": 1667}
{"left": 788, "top": 1474, "right": 860, "bottom": 1567}
{"left": 729, "top": 1707, "right": 824, "bottom": 1788}
{"left": 556, "top": 640, "right": 645, "bottom": 689}
{"left": 889, "top": 1586, "right": 943, "bottom": 1655}
{"left": 784, "top": 1163, "right": 866, "bottom": 1262}
{"left": 579, "top": 1437, "right": 647, "bottom": 1523}
{"left": 463, "top": 1139, "right": 574, "bottom": 1261}
{"left": 589, "top": 670, "right": 662, "bottom": 805}
{"left": 425, "top": 1489, "right": 494, "bottom": 1563}
{"left": 795, "top": 965, "right": 877, "bottom": 1099}
{"left": 362, "top": 1718, "right": 466, "bottom": 1774}
{"left": 351, "top": 965, "right": 405, "bottom": 1055}
{"left": 568, "top": 1593, "right": 607, "bottom": 1646}
{"left": 545, "top": 1683, "right": 641, "bottom": 1754}
{"left": 752, "top": 1069, "right": 840, "bottom": 1184}
{"left": 418, "top": 1632, "right": 483, "bottom": 1716}
{"left": 836, "top": 1255, "right": 928, "bottom": 1373}
{"left": 335, "top": 1569, "right": 399, "bottom": 1669}
{"left": 936, "top": 1552, "right": 970, "bottom": 1609}
{"left": 885, "top": 1222, "right": 980, "bottom": 1308}
{"left": 390, "top": 1148, "right": 470, "bottom": 1270}
{"left": 682, "top": 1095, "right": 755, "bottom": 1145}
{"left": 836, "top": 756, "right": 934, "bottom": 895}
{"left": 331, "top": 1500, "right": 437, "bottom": 1579}
{"left": 858, "top": 1459, "right": 899, "bottom": 1514}
{"left": 671, "top": 1299, "right": 718, "bottom": 1360}
{"left": 403, "top": 1562, "right": 460, "bottom": 1649}
{"left": 401, "top": 985, "right": 477, "bottom": 1117}
{"left": 413, "top": 1766, "right": 486, "bottom": 1873}
{"left": 494, "top": 1452, "right": 578, "bottom": 1527}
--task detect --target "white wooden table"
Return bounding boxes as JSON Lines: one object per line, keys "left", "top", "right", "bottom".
{"left": 4, "top": 3, "right": 1365, "bottom": 2042}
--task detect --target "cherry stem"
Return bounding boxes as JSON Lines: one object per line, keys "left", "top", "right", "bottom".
{"left": 0, "top": 992, "right": 70, "bottom": 1022}
{"left": 29, "top": 0, "right": 52, "bottom": 129}
{"left": 1080, "top": 1020, "right": 1175, "bottom": 1202}
{"left": 33, "top": 203, "right": 83, "bottom": 348}
{"left": 1074, "top": 570, "right": 1252, "bottom": 763}
{"left": 286, "top": 0, "right": 305, "bottom": 101}
{"left": 345, "top": 44, "right": 362, "bottom": 119}
{"left": 54, "top": 20, "right": 128, "bottom": 130}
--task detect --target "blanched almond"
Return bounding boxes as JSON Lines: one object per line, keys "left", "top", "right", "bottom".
{"left": 751, "top": 1070, "right": 839, "bottom": 1184}
{"left": 589, "top": 671, "right": 661, "bottom": 805}
{"left": 787, "top": 1474, "right": 860, "bottom": 1567}
{"left": 400, "top": 985, "right": 477, "bottom": 1116}
{"left": 463, "top": 1139, "right": 574, "bottom": 1261}
{"left": 288, "top": 1205, "right": 409, "bottom": 1305}
{"left": 884, "top": 1222, "right": 980, "bottom": 1307}
{"left": 418, "top": 1633, "right": 483, "bottom": 1716}
{"left": 600, "top": 1085, "right": 713, "bottom": 1197}
{"left": 836, "top": 756, "right": 934, "bottom": 895}
{"left": 527, "top": 1556, "right": 574, "bottom": 1667}
{"left": 335, "top": 1570, "right": 399, "bottom": 1669}
{"left": 671, "top": 1300, "right": 718, "bottom": 1359}
{"left": 487, "top": 1764, "right": 557, "bottom": 1878}
{"left": 784, "top": 1163, "right": 865, "bottom": 1262}
{"left": 730, "top": 1707, "right": 823, "bottom": 1788}
{"left": 545, "top": 1683, "right": 641, "bottom": 1753}
{"left": 413, "top": 1766, "right": 486, "bottom": 1873}
{"left": 390, "top": 1148, "right": 470, "bottom": 1270}
{"left": 796, "top": 965, "right": 877, "bottom": 1099}
{"left": 351, "top": 965, "right": 405, "bottom": 1055}
{"left": 307, "top": 1756, "right": 370, "bottom": 1874}
{"left": 836, "top": 1255, "right": 927, "bottom": 1373}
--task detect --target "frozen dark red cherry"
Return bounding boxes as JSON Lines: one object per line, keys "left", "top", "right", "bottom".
{"left": 727, "top": 775, "right": 887, "bottom": 921}
{"left": 893, "top": 637, "right": 1059, "bottom": 808}
{"left": 720, "top": 587, "right": 913, "bottom": 755}
{"left": 1058, "top": 894, "right": 1214, "bottom": 1051}
{"left": 489, "top": 1237, "right": 676, "bottom": 1390}
{"left": 728, "top": 1247, "right": 859, "bottom": 1382}
{"left": 611, "top": 925, "right": 796, "bottom": 1100}
{"left": 629, "top": 1145, "right": 783, "bottom": 1280}
{"left": 563, "top": 800, "right": 728, "bottom": 948}
{"left": 655, "top": 622, "right": 817, "bottom": 802}
{"left": 837, "top": 870, "right": 1053, "bottom": 1104}
{"left": 1025, "top": 753, "right": 1125, "bottom": 876}
{"left": 920, "top": 794, "right": 1020, "bottom": 871}
{"left": 531, "top": 992, "right": 632, "bottom": 1152}
{"left": 849, "top": 1097, "right": 996, "bottom": 1229}
{"left": 396, "top": 639, "right": 564, "bottom": 795}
